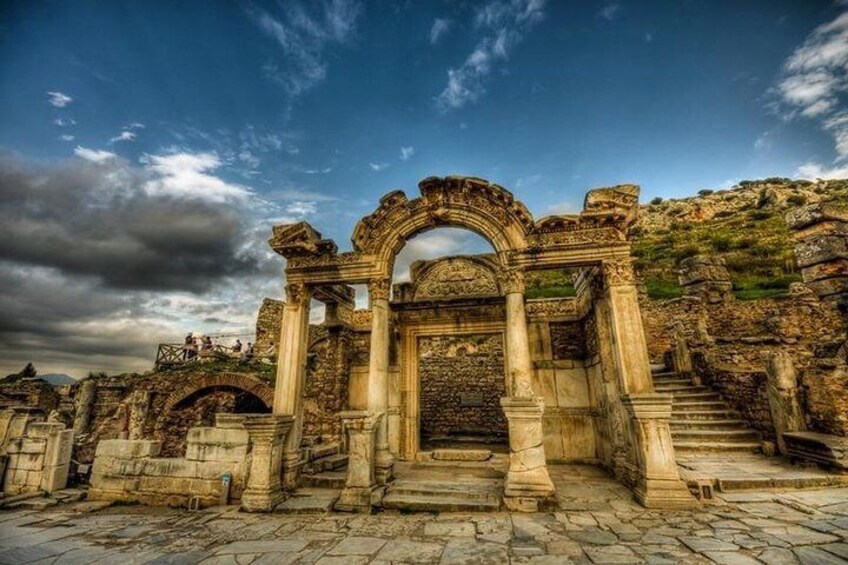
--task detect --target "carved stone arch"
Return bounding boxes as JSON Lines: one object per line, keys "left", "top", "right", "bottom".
{"left": 351, "top": 176, "right": 534, "bottom": 276}
{"left": 159, "top": 372, "right": 274, "bottom": 417}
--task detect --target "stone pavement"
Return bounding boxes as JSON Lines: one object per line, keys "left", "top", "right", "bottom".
{"left": 3, "top": 465, "right": 848, "bottom": 564}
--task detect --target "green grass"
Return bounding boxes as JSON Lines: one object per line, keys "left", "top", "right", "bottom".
{"left": 526, "top": 283, "right": 576, "bottom": 299}
{"left": 645, "top": 279, "right": 684, "bottom": 300}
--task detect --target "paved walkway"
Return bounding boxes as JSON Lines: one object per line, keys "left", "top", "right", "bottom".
{"left": 2, "top": 465, "right": 848, "bottom": 564}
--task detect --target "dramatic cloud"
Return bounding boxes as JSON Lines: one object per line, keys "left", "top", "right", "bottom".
{"left": 400, "top": 146, "right": 415, "bottom": 161}
{"left": 0, "top": 151, "right": 292, "bottom": 378}
{"left": 0, "top": 152, "right": 259, "bottom": 292}
{"left": 393, "top": 228, "right": 493, "bottom": 282}
{"left": 46, "top": 91, "right": 73, "bottom": 107}
{"left": 773, "top": 10, "right": 848, "bottom": 178}
{"left": 435, "top": 0, "right": 546, "bottom": 111}
{"left": 430, "top": 18, "right": 451, "bottom": 45}
{"left": 141, "top": 152, "right": 251, "bottom": 202}
{"left": 251, "top": 0, "right": 362, "bottom": 97}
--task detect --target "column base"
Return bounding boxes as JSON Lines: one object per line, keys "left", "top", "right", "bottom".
{"left": 375, "top": 445, "right": 394, "bottom": 485}
{"left": 281, "top": 449, "right": 304, "bottom": 491}
{"left": 634, "top": 478, "right": 698, "bottom": 509}
{"left": 334, "top": 485, "right": 382, "bottom": 513}
{"left": 241, "top": 489, "right": 285, "bottom": 513}
{"left": 501, "top": 397, "right": 556, "bottom": 512}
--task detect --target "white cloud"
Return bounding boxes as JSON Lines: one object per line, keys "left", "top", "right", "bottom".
{"left": 74, "top": 146, "right": 117, "bottom": 163}
{"left": 796, "top": 161, "right": 848, "bottom": 180}
{"left": 252, "top": 1, "right": 362, "bottom": 97}
{"left": 435, "top": 0, "right": 546, "bottom": 111}
{"left": 545, "top": 202, "right": 577, "bottom": 215}
{"left": 54, "top": 117, "right": 76, "bottom": 127}
{"left": 285, "top": 201, "right": 318, "bottom": 216}
{"left": 599, "top": 2, "right": 622, "bottom": 20}
{"left": 110, "top": 130, "right": 137, "bottom": 143}
{"left": 60, "top": 134, "right": 75, "bottom": 142}
{"left": 775, "top": 9, "right": 848, "bottom": 164}
{"left": 47, "top": 91, "right": 73, "bottom": 107}
{"left": 141, "top": 152, "right": 251, "bottom": 202}
{"left": 238, "top": 150, "right": 261, "bottom": 168}
{"left": 400, "top": 146, "right": 415, "bottom": 161}
{"left": 754, "top": 130, "right": 773, "bottom": 151}
{"left": 370, "top": 162, "right": 389, "bottom": 171}
{"left": 392, "top": 228, "right": 493, "bottom": 282}
{"left": 430, "top": 18, "right": 451, "bottom": 45}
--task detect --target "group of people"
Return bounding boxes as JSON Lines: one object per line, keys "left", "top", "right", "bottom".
{"left": 182, "top": 334, "right": 255, "bottom": 362}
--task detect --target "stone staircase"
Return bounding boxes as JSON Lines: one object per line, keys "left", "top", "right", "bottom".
{"left": 652, "top": 366, "right": 762, "bottom": 454}
{"left": 382, "top": 450, "right": 505, "bottom": 512}
{"left": 301, "top": 440, "right": 348, "bottom": 489}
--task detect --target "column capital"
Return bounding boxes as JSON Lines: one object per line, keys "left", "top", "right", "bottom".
{"left": 368, "top": 277, "right": 391, "bottom": 302}
{"left": 602, "top": 257, "right": 636, "bottom": 288}
{"left": 285, "top": 282, "right": 311, "bottom": 305}
{"left": 500, "top": 266, "right": 525, "bottom": 295}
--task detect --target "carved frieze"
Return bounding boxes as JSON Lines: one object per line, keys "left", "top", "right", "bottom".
{"left": 412, "top": 257, "right": 500, "bottom": 301}
{"left": 602, "top": 258, "right": 636, "bottom": 288}
{"left": 525, "top": 298, "right": 578, "bottom": 319}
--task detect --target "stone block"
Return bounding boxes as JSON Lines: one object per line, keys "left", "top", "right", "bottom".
{"left": 554, "top": 368, "right": 590, "bottom": 407}
{"left": 143, "top": 458, "right": 198, "bottom": 478}
{"left": 7, "top": 438, "right": 46, "bottom": 455}
{"left": 185, "top": 427, "right": 249, "bottom": 462}
{"left": 801, "top": 259, "right": 848, "bottom": 282}
{"left": 10, "top": 453, "right": 44, "bottom": 472}
{"left": 214, "top": 413, "right": 246, "bottom": 429}
{"left": 195, "top": 460, "right": 239, "bottom": 480}
{"left": 95, "top": 439, "right": 162, "bottom": 459}
{"left": 26, "top": 422, "right": 65, "bottom": 440}
{"left": 786, "top": 201, "right": 848, "bottom": 230}
{"left": 794, "top": 236, "right": 848, "bottom": 269}
{"left": 804, "top": 276, "right": 848, "bottom": 298}
{"left": 41, "top": 464, "right": 69, "bottom": 493}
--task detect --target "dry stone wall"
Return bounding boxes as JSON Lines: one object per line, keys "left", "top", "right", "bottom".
{"left": 418, "top": 334, "right": 508, "bottom": 442}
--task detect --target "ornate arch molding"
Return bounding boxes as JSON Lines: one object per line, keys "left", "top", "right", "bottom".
{"left": 407, "top": 255, "right": 502, "bottom": 302}
{"left": 351, "top": 177, "right": 534, "bottom": 271}
{"left": 269, "top": 177, "right": 641, "bottom": 283}
{"left": 160, "top": 373, "right": 274, "bottom": 416}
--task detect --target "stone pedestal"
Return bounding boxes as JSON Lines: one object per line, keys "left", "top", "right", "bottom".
{"left": 501, "top": 397, "right": 556, "bottom": 512}
{"left": 335, "top": 411, "right": 380, "bottom": 513}
{"left": 621, "top": 394, "right": 696, "bottom": 508}
{"left": 763, "top": 351, "right": 806, "bottom": 454}
{"left": 241, "top": 414, "right": 293, "bottom": 513}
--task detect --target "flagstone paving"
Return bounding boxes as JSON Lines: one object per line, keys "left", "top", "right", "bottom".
{"left": 3, "top": 466, "right": 848, "bottom": 564}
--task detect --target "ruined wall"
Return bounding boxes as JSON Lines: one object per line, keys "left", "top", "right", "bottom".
{"left": 302, "top": 325, "right": 352, "bottom": 443}
{"left": 640, "top": 285, "right": 848, "bottom": 439}
{"left": 254, "top": 298, "right": 285, "bottom": 356}
{"left": 418, "top": 334, "right": 508, "bottom": 442}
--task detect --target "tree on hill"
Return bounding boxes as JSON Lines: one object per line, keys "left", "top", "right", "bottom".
{"left": 3, "top": 362, "right": 37, "bottom": 382}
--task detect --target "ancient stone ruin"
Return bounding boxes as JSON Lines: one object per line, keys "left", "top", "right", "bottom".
{"left": 5, "top": 175, "right": 848, "bottom": 515}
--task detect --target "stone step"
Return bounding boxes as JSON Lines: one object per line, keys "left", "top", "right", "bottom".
{"left": 388, "top": 479, "right": 502, "bottom": 502}
{"left": 674, "top": 441, "right": 762, "bottom": 453}
{"left": 308, "top": 443, "right": 340, "bottom": 462}
{"left": 671, "top": 429, "right": 762, "bottom": 442}
{"left": 432, "top": 449, "right": 491, "bottom": 462}
{"left": 671, "top": 391, "right": 722, "bottom": 402}
{"left": 382, "top": 493, "right": 501, "bottom": 512}
{"left": 301, "top": 470, "right": 347, "bottom": 489}
{"left": 670, "top": 419, "right": 751, "bottom": 430}
{"left": 654, "top": 384, "right": 706, "bottom": 392}
{"left": 651, "top": 371, "right": 679, "bottom": 379}
{"left": 671, "top": 410, "right": 742, "bottom": 421}
{"left": 650, "top": 363, "right": 668, "bottom": 373}
{"left": 673, "top": 401, "right": 732, "bottom": 411}
{"left": 308, "top": 454, "right": 349, "bottom": 473}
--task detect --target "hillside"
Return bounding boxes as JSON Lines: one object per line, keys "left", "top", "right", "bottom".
{"left": 633, "top": 178, "right": 848, "bottom": 299}
{"left": 526, "top": 178, "right": 848, "bottom": 300}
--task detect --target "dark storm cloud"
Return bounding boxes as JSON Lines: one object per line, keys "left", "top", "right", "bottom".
{"left": 0, "top": 154, "right": 259, "bottom": 292}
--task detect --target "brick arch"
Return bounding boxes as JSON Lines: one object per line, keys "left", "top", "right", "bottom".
{"left": 160, "top": 372, "right": 274, "bottom": 416}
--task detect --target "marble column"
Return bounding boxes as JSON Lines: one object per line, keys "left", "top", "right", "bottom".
{"left": 273, "top": 282, "right": 312, "bottom": 490}
{"left": 335, "top": 411, "right": 380, "bottom": 513}
{"left": 72, "top": 379, "right": 96, "bottom": 439}
{"left": 602, "top": 257, "right": 695, "bottom": 508}
{"left": 500, "top": 267, "right": 556, "bottom": 512}
{"left": 241, "top": 414, "right": 293, "bottom": 512}
{"left": 367, "top": 277, "right": 393, "bottom": 485}
{"left": 621, "top": 394, "right": 696, "bottom": 508}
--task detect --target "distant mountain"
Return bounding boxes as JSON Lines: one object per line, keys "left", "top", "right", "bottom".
{"left": 38, "top": 373, "right": 77, "bottom": 386}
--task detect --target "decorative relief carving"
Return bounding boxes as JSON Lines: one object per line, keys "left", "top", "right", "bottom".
{"left": 351, "top": 310, "right": 372, "bottom": 330}
{"left": 499, "top": 267, "right": 525, "bottom": 295}
{"left": 602, "top": 258, "right": 635, "bottom": 288}
{"left": 369, "top": 277, "right": 391, "bottom": 302}
{"left": 285, "top": 282, "right": 309, "bottom": 305}
{"left": 525, "top": 299, "right": 578, "bottom": 319}
{"left": 413, "top": 258, "right": 499, "bottom": 301}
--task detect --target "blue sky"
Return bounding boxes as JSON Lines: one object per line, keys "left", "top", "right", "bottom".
{"left": 1, "top": 0, "right": 847, "bottom": 377}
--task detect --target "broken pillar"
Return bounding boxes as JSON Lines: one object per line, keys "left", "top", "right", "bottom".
{"left": 240, "top": 414, "right": 293, "bottom": 512}
{"left": 763, "top": 350, "right": 806, "bottom": 454}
